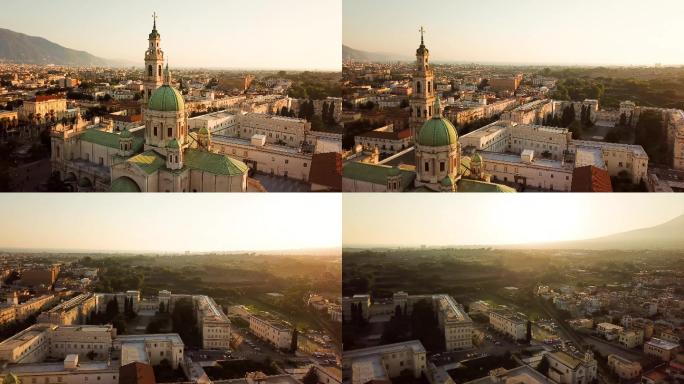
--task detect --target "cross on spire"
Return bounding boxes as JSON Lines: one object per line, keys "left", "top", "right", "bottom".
{"left": 419, "top": 26, "right": 425, "bottom": 45}
{"left": 152, "top": 12, "right": 158, "bottom": 30}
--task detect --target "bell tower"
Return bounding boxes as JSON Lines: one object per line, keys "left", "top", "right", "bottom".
{"left": 409, "top": 26, "right": 436, "bottom": 141}
{"left": 143, "top": 12, "right": 164, "bottom": 113}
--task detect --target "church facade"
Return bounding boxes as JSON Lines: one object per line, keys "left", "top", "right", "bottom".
{"left": 51, "top": 18, "right": 249, "bottom": 192}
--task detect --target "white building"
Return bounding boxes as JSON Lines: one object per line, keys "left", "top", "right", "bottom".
{"left": 489, "top": 310, "right": 527, "bottom": 341}
{"left": 643, "top": 338, "right": 680, "bottom": 361}
{"left": 343, "top": 340, "right": 427, "bottom": 384}
{"left": 544, "top": 351, "right": 597, "bottom": 384}
{"left": 249, "top": 314, "right": 293, "bottom": 350}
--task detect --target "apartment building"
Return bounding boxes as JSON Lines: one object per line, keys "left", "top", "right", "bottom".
{"left": 114, "top": 333, "right": 185, "bottom": 369}
{"left": 37, "top": 293, "right": 97, "bottom": 325}
{"left": 644, "top": 338, "right": 680, "bottom": 361}
{"left": 489, "top": 310, "right": 527, "bottom": 341}
{"left": 195, "top": 295, "right": 231, "bottom": 349}
{"left": 343, "top": 340, "right": 427, "bottom": 384}
{"left": 249, "top": 314, "right": 293, "bottom": 350}
{"left": 607, "top": 354, "right": 642, "bottom": 380}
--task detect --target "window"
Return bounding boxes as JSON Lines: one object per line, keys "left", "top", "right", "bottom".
{"left": 168, "top": 127, "right": 172, "bottom": 137}
{"left": 154, "top": 126, "right": 158, "bottom": 136}
{"left": 424, "top": 162, "right": 430, "bottom": 172}
{"left": 147, "top": 65, "right": 153, "bottom": 77}
{"left": 416, "top": 81, "right": 421, "bottom": 94}
{"left": 440, "top": 161, "right": 445, "bottom": 172}
{"left": 158, "top": 65, "right": 162, "bottom": 77}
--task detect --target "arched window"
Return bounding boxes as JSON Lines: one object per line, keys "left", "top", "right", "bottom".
{"left": 158, "top": 65, "right": 162, "bottom": 77}
{"left": 167, "top": 127, "right": 172, "bottom": 137}
{"left": 154, "top": 126, "right": 158, "bottom": 136}
{"left": 416, "top": 107, "right": 420, "bottom": 117}
{"left": 147, "top": 65, "right": 153, "bottom": 77}
{"left": 424, "top": 162, "right": 429, "bottom": 172}
{"left": 428, "top": 81, "right": 432, "bottom": 94}
{"left": 416, "top": 81, "right": 422, "bottom": 94}
{"left": 440, "top": 161, "right": 445, "bottom": 172}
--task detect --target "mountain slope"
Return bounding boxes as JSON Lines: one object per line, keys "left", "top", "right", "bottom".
{"left": 0, "top": 28, "right": 118, "bottom": 66}
{"left": 342, "top": 45, "right": 409, "bottom": 62}
{"left": 539, "top": 214, "right": 684, "bottom": 250}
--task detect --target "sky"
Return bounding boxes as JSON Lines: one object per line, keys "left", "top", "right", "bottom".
{"left": 0, "top": 0, "right": 341, "bottom": 70}
{"left": 344, "top": 0, "right": 684, "bottom": 66}
{"left": 343, "top": 194, "right": 684, "bottom": 247}
{"left": 0, "top": 194, "right": 341, "bottom": 253}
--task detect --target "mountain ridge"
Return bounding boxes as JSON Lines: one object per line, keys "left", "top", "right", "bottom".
{"left": 0, "top": 28, "right": 129, "bottom": 67}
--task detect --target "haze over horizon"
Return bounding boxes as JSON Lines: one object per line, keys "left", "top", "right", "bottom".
{"left": 0, "top": 0, "right": 341, "bottom": 70}
{"left": 0, "top": 195, "right": 342, "bottom": 254}
{"left": 343, "top": 194, "right": 684, "bottom": 248}
{"left": 344, "top": 0, "right": 684, "bottom": 66}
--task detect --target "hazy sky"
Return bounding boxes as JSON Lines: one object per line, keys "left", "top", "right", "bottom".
{"left": 343, "top": 194, "right": 684, "bottom": 247}
{"left": 344, "top": 0, "right": 684, "bottom": 66}
{"left": 1, "top": 0, "right": 341, "bottom": 70}
{"left": 0, "top": 194, "right": 341, "bottom": 253}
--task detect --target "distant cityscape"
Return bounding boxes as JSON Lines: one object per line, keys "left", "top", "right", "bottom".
{"left": 0, "top": 16, "right": 342, "bottom": 193}
{"left": 0, "top": 252, "right": 342, "bottom": 384}
{"left": 341, "top": 28, "right": 684, "bottom": 192}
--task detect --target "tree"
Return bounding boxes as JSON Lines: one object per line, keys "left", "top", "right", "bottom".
{"left": 105, "top": 297, "right": 119, "bottom": 319}
{"left": 536, "top": 356, "right": 549, "bottom": 374}
{"left": 302, "top": 367, "right": 318, "bottom": 384}
{"left": 290, "top": 328, "right": 298, "bottom": 353}
{"left": 327, "top": 102, "right": 335, "bottom": 123}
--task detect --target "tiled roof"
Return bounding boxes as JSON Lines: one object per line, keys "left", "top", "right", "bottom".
{"left": 80, "top": 129, "right": 144, "bottom": 151}
{"left": 184, "top": 148, "right": 248, "bottom": 176}
{"left": 309, "top": 152, "right": 342, "bottom": 191}
{"left": 458, "top": 178, "right": 516, "bottom": 192}
{"left": 126, "top": 150, "right": 166, "bottom": 175}
{"left": 571, "top": 165, "right": 612, "bottom": 192}
{"left": 342, "top": 161, "right": 415, "bottom": 190}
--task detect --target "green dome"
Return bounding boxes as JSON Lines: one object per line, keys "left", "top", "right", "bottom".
{"left": 417, "top": 98, "right": 458, "bottom": 147}
{"left": 120, "top": 128, "right": 132, "bottom": 139}
{"left": 3, "top": 373, "right": 21, "bottom": 384}
{"left": 471, "top": 153, "right": 483, "bottom": 164}
{"left": 440, "top": 175, "right": 456, "bottom": 187}
{"left": 111, "top": 177, "right": 141, "bottom": 192}
{"left": 167, "top": 138, "right": 180, "bottom": 149}
{"left": 198, "top": 126, "right": 209, "bottom": 135}
{"left": 388, "top": 167, "right": 400, "bottom": 177}
{"left": 148, "top": 85, "right": 184, "bottom": 112}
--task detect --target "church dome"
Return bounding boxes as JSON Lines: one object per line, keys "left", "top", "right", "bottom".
{"left": 417, "top": 98, "right": 458, "bottom": 147}
{"left": 3, "top": 373, "right": 21, "bottom": 384}
{"left": 167, "top": 138, "right": 180, "bottom": 149}
{"left": 471, "top": 153, "right": 483, "bottom": 165}
{"left": 148, "top": 85, "right": 184, "bottom": 112}
{"left": 440, "top": 175, "right": 456, "bottom": 187}
{"left": 120, "top": 127, "right": 132, "bottom": 139}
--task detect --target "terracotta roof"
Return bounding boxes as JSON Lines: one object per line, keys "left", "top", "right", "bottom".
{"left": 108, "top": 114, "right": 142, "bottom": 123}
{"left": 33, "top": 94, "right": 65, "bottom": 102}
{"left": 309, "top": 152, "right": 341, "bottom": 191}
{"left": 571, "top": 165, "right": 612, "bottom": 192}
{"left": 119, "top": 362, "right": 156, "bottom": 384}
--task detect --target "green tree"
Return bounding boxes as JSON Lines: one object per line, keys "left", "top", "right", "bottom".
{"left": 302, "top": 367, "right": 318, "bottom": 384}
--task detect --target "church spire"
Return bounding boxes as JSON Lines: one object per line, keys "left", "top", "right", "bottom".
{"left": 419, "top": 26, "right": 425, "bottom": 46}
{"left": 164, "top": 62, "right": 171, "bottom": 85}
{"left": 433, "top": 96, "right": 441, "bottom": 119}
